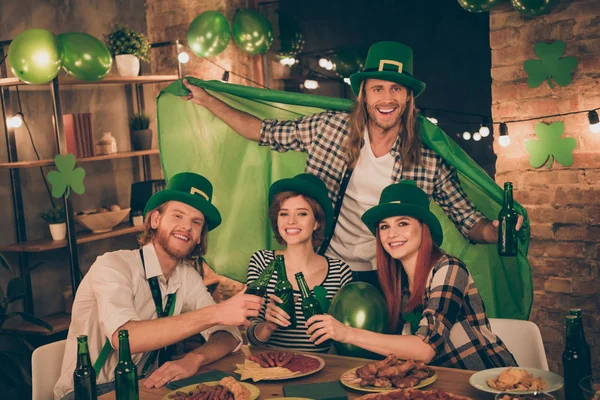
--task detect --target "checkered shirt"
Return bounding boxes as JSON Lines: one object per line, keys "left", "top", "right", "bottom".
{"left": 415, "top": 255, "right": 517, "bottom": 370}
{"left": 260, "top": 111, "right": 484, "bottom": 240}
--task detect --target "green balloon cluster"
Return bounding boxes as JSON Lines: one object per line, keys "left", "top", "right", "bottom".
{"left": 457, "top": 0, "right": 501, "bottom": 13}
{"left": 8, "top": 29, "right": 64, "bottom": 84}
{"left": 59, "top": 32, "right": 112, "bottom": 82}
{"left": 232, "top": 9, "right": 274, "bottom": 55}
{"left": 278, "top": 13, "right": 304, "bottom": 58}
{"left": 511, "top": 0, "right": 554, "bottom": 16}
{"left": 331, "top": 49, "right": 366, "bottom": 79}
{"left": 329, "top": 282, "right": 388, "bottom": 359}
{"left": 187, "top": 10, "right": 231, "bottom": 58}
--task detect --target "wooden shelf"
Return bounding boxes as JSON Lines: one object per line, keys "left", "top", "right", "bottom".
{"left": 0, "top": 149, "right": 159, "bottom": 169}
{"left": 2, "top": 312, "right": 71, "bottom": 336}
{"left": 0, "top": 223, "right": 143, "bottom": 253}
{"left": 0, "top": 74, "right": 178, "bottom": 88}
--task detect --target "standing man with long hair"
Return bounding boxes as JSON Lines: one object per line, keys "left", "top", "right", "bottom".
{"left": 182, "top": 41, "right": 523, "bottom": 284}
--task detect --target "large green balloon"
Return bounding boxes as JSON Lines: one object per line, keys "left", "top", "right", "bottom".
{"left": 511, "top": 0, "right": 554, "bottom": 16}
{"left": 187, "top": 10, "right": 231, "bottom": 57}
{"left": 331, "top": 48, "right": 366, "bottom": 78}
{"left": 457, "top": 0, "right": 501, "bottom": 13}
{"left": 329, "top": 282, "right": 388, "bottom": 359}
{"left": 8, "top": 29, "right": 63, "bottom": 84}
{"left": 232, "top": 9, "right": 274, "bottom": 55}
{"left": 59, "top": 33, "right": 112, "bottom": 82}
{"left": 278, "top": 13, "right": 304, "bottom": 58}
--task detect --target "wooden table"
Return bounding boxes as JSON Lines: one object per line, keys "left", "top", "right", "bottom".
{"left": 99, "top": 349, "right": 561, "bottom": 400}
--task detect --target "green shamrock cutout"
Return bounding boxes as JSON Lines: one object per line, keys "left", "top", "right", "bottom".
{"left": 47, "top": 153, "right": 86, "bottom": 198}
{"left": 313, "top": 285, "right": 330, "bottom": 313}
{"left": 524, "top": 41, "right": 577, "bottom": 88}
{"left": 524, "top": 122, "right": 576, "bottom": 169}
{"left": 401, "top": 311, "right": 422, "bottom": 335}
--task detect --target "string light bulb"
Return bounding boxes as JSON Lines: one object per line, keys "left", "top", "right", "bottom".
{"left": 427, "top": 117, "right": 438, "bottom": 125}
{"left": 7, "top": 112, "right": 23, "bottom": 129}
{"left": 498, "top": 122, "right": 510, "bottom": 147}
{"left": 479, "top": 116, "right": 490, "bottom": 137}
{"left": 473, "top": 132, "right": 482, "bottom": 141}
{"left": 462, "top": 131, "right": 471, "bottom": 140}
{"left": 177, "top": 51, "right": 190, "bottom": 64}
{"left": 303, "top": 79, "right": 319, "bottom": 90}
{"left": 318, "top": 57, "right": 333, "bottom": 71}
{"left": 343, "top": 77, "right": 351, "bottom": 85}
{"left": 588, "top": 110, "right": 600, "bottom": 133}
{"left": 279, "top": 57, "right": 296, "bottom": 66}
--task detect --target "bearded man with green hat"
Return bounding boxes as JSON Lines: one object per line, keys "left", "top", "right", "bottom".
{"left": 182, "top": 41, "right": 524, "bottom": 284}
{"left": 55, "top": 172, "right": 263, "bottom": 400}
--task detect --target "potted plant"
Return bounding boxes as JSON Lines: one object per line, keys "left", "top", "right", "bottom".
{"left": 38, "top": 205, "right": 66, "bottom": 241}
{"left": 129, "top": 112, "right": 153, "bottom": 150}
{"left": 103, "top": 24, "right": 150, "bottom": 77}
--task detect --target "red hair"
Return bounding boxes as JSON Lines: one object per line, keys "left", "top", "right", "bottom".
{"left": 376, "top": 223, "right": 441, "bottom": 333}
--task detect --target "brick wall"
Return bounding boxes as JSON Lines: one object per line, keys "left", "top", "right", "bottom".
{"left": 490, "top": 0, "right": 600, "bottom": 373}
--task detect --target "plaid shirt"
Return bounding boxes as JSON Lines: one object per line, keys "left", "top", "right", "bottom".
{"left": 415, "top": 255, "right": 517, "bottom": 370}
{"left": 260, "top": 111, "right": 484, "bottom": 242}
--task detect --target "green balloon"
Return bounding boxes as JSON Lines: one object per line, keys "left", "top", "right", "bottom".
{"left": 278, "top": 13, "right": 304, "bottom": 58}
{"left": 329, "top": 282, "right": 388, "bottom": 359}
{"left": 59, "top": 33, "right": 112, "bottom": 82}
{"left": 331, "top": 48, "right": 366, "bottom": 78}
{"left": 8, "top": 29, "right": 63, "bottom": 85}
{"left": 188, "top": 10, "right": 231, "bottom": 57}
{"left": 457, "top": 0, "right": 501, "bottom": 12}
{"left": 511, "top": 0, "right": 554, "bottom": 16}
{"left": 232, "top": 9, "right": 274, "bottom": 55}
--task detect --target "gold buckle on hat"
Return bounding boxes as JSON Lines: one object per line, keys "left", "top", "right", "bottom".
{"left": 190, "top": 187, "right": 209, "bottom": 200}
{"left": 378, "top": 60, "right": 403, "bottom": 73}
{"left": 388, "top": 200, "right": 402, "bottom": 204}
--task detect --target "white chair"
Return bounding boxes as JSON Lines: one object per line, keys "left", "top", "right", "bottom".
{"left": 488, "top": 318, "right": 549, "bottom": 370}
{"left": 31, "top": 339, "right": 66, "bottom": 400}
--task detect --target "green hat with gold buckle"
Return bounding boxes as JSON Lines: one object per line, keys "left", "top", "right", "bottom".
{"left": 144, "top": 172, "right": 222, "bottom": 231}
{"left": 361, "top": 180, "right": 443, "bottom": 246}
{"left": 350, "top": 41, "right": 426, "bottom": 98}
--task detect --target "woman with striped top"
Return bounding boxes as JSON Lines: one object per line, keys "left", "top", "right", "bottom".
{"left": 307, "top": 181, "right": 516, "bottom": 369}
{"left": 246, "top": 174, "right": 353, "bottom": 353}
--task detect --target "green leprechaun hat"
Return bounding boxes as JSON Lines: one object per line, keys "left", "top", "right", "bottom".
{"left": 144, "top": 172, "right": 222, "bottom": 231}
{"left": 350, "top": 41, "right": 426, "bottom": 98}
{"left": 361, "top": 180, "right": 443, "bottom": 246}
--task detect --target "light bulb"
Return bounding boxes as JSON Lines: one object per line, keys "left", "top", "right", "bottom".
{"left": 473, "top": 132, "right": 481, "bottom": 141}
{"left": 462, "top": 131, "right": 471, "bottom": 140}
{"left": 8, "top": 113, "right": 23, "bottom": 129}
{"left": 591, "top": 123, "right": 600, "bottom": 133}
{"left": 303, "top": 79, "right": 319, "bottom": 90}
{"left": 343, "top": 77, "right": 351, "bottom": 85}
{"left": 427, "top": 117, "right": 438, "bottom": 125}
{"left": 318, "top": 58, "right": 330, "bottom": 69}
{"left": 479, "top": 126, "right": 490, "bottom": 137}
{"left": 177, "top": 52, "right": 190, "bottom": 64}
{"left": 498, "top": 135, "right": 511, "bottom": 147}
{"left": 589, "top": 110, "right": 600, "bottom": 133}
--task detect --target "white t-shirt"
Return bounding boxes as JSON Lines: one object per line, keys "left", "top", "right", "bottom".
{"left": 326, "top": 129, "right": 394, "bottom": 271}
{"left": 54, "top": 243, "right": 242, "bottom": 399}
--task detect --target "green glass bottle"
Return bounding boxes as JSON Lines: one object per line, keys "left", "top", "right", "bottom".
{"left": 73, "top": 335, "right": 97, "bottom": 400}
{"left": 569, "top": 309, "right": 592, "bottom": 379}
{"left": 247, "top": 257, "right": 277, "bottom": 298}
{"left": 115, "top": 330, "right": 139, "bottom": 400}
{"left": 295, "top": 272, "right": 323, "bottom": 321}
{"left": 273, "top": 255, "right": 296, "bottom": 329}
{"left": 498, "top": 182, "right": 518, "bottom": 256}
{"left": 563, "top": 316, "right": 585, "bottom": 400}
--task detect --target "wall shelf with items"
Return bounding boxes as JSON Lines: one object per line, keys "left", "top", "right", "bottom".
{"left": 0, "top": 149, "right": 159, "bottom": 169}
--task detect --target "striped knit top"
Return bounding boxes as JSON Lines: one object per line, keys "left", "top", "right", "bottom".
{"left": 246, "top": 249, "right": 353, "bottom": 353}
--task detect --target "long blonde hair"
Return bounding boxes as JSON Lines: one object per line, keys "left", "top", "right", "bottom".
{"left": 346, "top": 80, "right": 421, "bottom": 170}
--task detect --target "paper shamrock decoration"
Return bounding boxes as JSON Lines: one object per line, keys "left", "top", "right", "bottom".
{"left": 524, "top": 41, "right": 577, "bottom": 88}
{"left": 524, "top": 122, "right": 576, "bottom": 169}
{"left": 313, "top": 285, "right": 330, "bottom": 313}
{"left": 47, "top": 153, "right": 86, "bottom": 198}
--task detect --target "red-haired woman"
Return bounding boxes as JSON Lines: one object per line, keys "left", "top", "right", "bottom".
{"left": 246, "top": 174, "right": 353, "bottom": 353}
{"left": 307, "top": 181, "right": 516, "bottom": 369}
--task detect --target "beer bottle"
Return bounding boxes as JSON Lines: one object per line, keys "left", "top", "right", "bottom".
{"left": 569, "top": 309, "right": 592, "bottom": 379}
{"left": 295, "top": 272, "right": 323, "bottom": 321}
{"left": 273, "top": 255, "right": 296, "bottom": 329}
{"left": 247, "top": 257, "right": 277, "bottom": 298}
{"left": 73, "top": 335, "right": 97, "bottom": 400}
{"left": 115, "top": 330, "right": 139, "bottom": 400}
{"left": 563, "top": 316, "right": 585, "bottom": 400}
{"left": 498, "top": 182, "right": 518, "bottom": 256}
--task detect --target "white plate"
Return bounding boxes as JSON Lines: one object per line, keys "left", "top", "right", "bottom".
{"left": 469, "top": 367, "right": 564, "bottom": 395}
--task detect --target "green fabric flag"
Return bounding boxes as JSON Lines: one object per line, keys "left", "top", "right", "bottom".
{"left": 157, "top": 78, "right": 532, "bottom": 320}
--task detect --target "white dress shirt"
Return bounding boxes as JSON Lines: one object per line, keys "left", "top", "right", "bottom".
{"left": 54, "top": 243, "right": 242, "bottom": 399}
